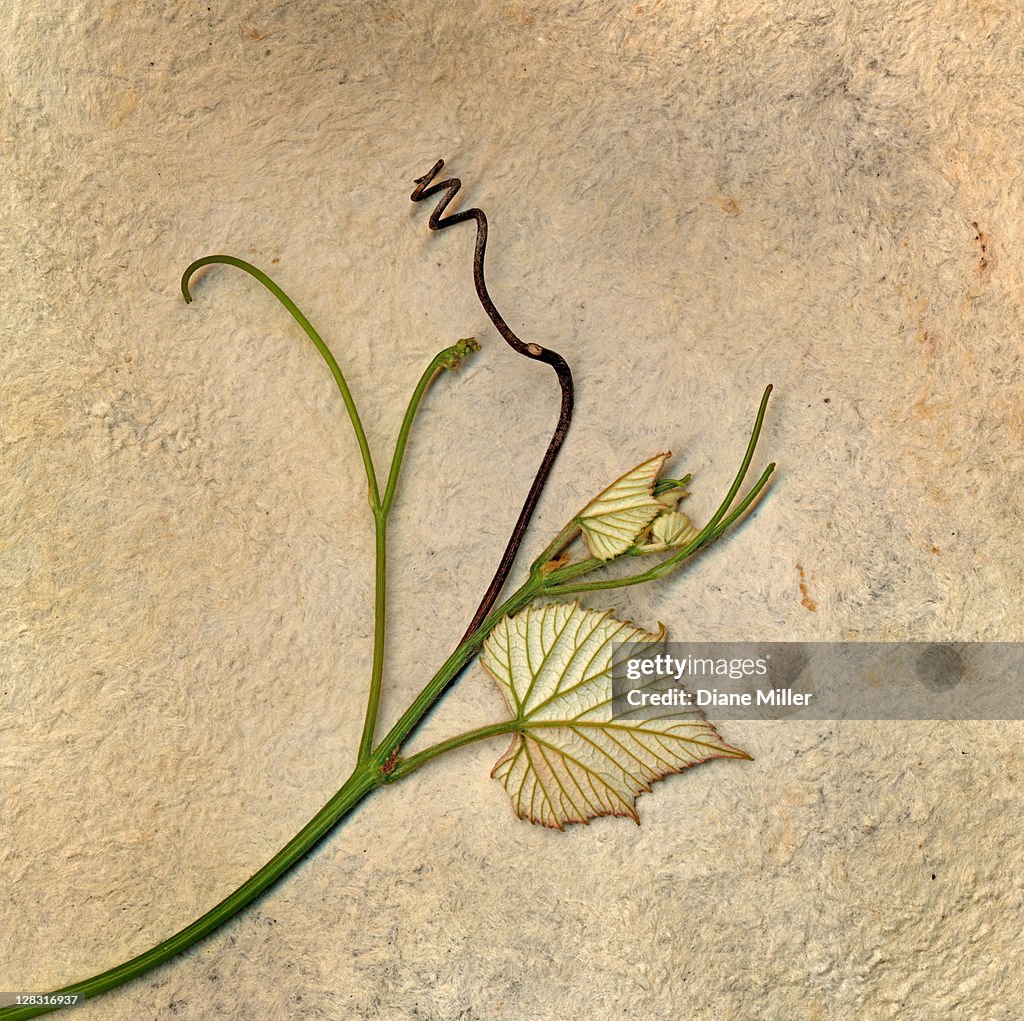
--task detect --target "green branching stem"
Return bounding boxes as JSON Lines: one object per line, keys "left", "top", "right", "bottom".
{"left": 3, "top": 258, "right": 773, "bottom": 1019}
{"left": 179, "top": 256, "right": 481, "bottom": 762}
{"left": 360, "top": 337, "right": 481, "bottom": 760}
{"left": 373, "top": 572, "right": 546, "bottom": 758}
{"left": 0, "top": 569, "right": 544, "bottom": 1021}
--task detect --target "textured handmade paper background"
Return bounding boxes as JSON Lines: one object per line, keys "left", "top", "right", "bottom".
{"left": 2, "top": 3, "right": 1022, "bottom": 1019}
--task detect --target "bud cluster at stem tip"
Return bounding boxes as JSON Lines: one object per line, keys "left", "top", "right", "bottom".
{"left": 443, "top": 337, "right": 481, "bottom": 370}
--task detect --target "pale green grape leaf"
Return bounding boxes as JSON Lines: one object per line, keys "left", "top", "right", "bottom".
{"left": 641, "top": 509, "right": 699, "bottom": 552}
{"left": 578, "top": 453, "right": 671, "bottom": 561}
{"left": 481, "top": 602, "right": 750, "bottom": 829}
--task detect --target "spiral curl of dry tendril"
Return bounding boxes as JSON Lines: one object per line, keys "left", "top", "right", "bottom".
{"left": 411, "top": 159, "right": 575, "bottom": 640}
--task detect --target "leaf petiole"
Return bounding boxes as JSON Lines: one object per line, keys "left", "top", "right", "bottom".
{"left": 382, "top": 720, "right": 522, "bottom": 784}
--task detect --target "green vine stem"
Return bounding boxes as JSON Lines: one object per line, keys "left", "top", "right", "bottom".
{"left": 0, "top": 766, "right": 380, "bottom": 1020}
{"left": 1, "top": 259, "right": 772, "bottom": 1020}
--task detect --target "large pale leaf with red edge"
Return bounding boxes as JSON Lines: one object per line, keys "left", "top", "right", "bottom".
{"left": 577, "top": 453, "right": 670, "bottom": 560}
{"left": 480, "top": 602, "right": 750, "bottom": 829}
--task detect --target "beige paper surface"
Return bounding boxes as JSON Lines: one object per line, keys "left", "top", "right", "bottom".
{"left": 3, "top": 3, "right": 1022, "bottom": 1018}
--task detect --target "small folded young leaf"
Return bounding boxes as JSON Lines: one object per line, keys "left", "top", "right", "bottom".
{"left": 481, "top": 602, "right": 750, "bottom": 829}
{"left": 578, "top": 453, "right": 671, "bottom": 560}
{"left": 639, "top": 509, "right": 699, "bottom": 553}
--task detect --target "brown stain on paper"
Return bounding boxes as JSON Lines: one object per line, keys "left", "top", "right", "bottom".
{"left": 972, "top": 221, "right": 991, "bottom": 276}
{"left": 795, "top": 562, "right": 817, "bottom": 612}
